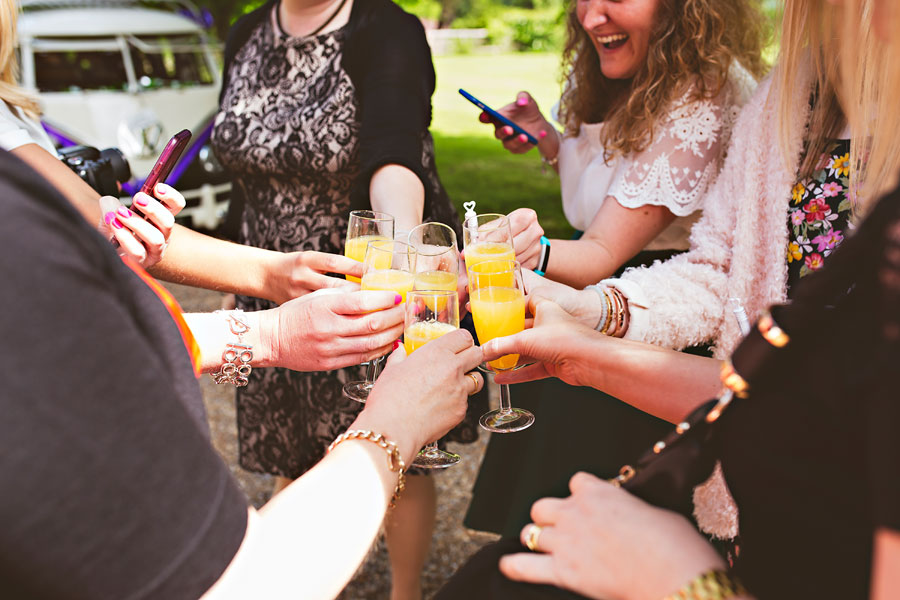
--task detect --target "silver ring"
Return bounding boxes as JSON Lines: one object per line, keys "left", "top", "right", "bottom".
{"left": 524, "top": 523, "right": 542, "bottom": 552}
{"left": 466, "top": 372, "right": 480, "bottom": 395}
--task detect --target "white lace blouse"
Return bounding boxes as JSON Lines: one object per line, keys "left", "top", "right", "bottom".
{"left": 557, "top": 63, "right": 755, "bottom": 251}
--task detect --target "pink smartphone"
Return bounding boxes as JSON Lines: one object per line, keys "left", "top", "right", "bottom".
{"left": 140, "top": 129, "right": 192, "bottom": 196}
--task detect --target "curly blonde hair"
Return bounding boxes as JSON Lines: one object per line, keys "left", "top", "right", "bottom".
{"left": 559, "top": 0, "right": 769, "bottom": 158}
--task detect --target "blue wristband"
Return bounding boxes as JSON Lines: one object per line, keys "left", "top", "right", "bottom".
{"left": 534, "top": 236, "right": 551, "bottom": 276}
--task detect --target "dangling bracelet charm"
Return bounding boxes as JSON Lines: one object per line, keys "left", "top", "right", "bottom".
{"left": 211, "top": 309, "right": 253, "bottom": 387}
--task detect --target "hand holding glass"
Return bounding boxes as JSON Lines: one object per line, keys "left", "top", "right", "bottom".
{"left": 404, "top": 290, "right": 462, "bottom": 468}
{"left": 342, "top": 240, "right": 417, "bottom": 403}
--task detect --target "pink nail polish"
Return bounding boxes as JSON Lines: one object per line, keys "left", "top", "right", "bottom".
{"left": 117, "top": 206, "right": 132, "bottom": 219}
{"left": 393, "top": 339, "right": 400, "bottom": 350}
{"left": 503, "top": 126, "right": 513, "bottom": 136}
{"left": 111, "top": 217, "right": 124, "bottom": 229}
{"left": 538, "top": 130, "right": 548, "bottom": 139}
{"left": 518, "top": 134, "right": 528, "bottom": 143}
{"left": 133, "top": 194, "right": 148, "bottom": 207}
{"left": 104, "top": 212, "right": 116, "bottom": 225}
{"left": 155, "top": 183, "right": 170, "bottom": 194}
{"left": 516, "top": 96, "right": 528, "bottom": 107}
{"left": 394, "top": 293, "right": 403, "bottom": 305}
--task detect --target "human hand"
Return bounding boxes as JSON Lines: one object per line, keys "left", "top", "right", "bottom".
{"left": 524, "top": 273, "right": 603, "bottom": 328}
{"left": 98, "top": 182, "right": 185, "bottom": 267}
{"left": 482, "top": 297, "right": 600, "bottom": 387}
{"left": 269, "top": 250, "right": 364, "bottom": 304}
{"left": 358, "top": 329, "right": 484, "bottom": 464}
{"left": 265, "top": 290, "right": 405, "bottom": 372}
{"left": 482, "top": 92, "right": 553, "bottom": 155}
{"left": 508, "top": 208, "right": 544, "bottom": 270}
{"left": 500, "top": 472, "right": 725, "bottom": 600}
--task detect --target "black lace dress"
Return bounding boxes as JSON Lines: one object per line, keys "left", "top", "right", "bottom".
{"left": 211, "top": 0, "right": 473, "bottom": 478}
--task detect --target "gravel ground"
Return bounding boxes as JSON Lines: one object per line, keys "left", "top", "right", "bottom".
{"left": 167, "top": 282, "right": 499, "bottom": 599}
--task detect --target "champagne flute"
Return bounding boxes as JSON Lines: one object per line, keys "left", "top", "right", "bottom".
{"left": 409, "top": 222, "right": 460, "bottom": 295}
{"left": 344, "top": 210, "right": 394, "bottom": 283}
{"left": 462, "top": 213, "right": 516, "bottom": 273}
{"left": 467, "top": 258, "right": 534, "bottom": 433}
{"left": 404, "top": 290, "right": 462, "bottom": 468}
{"left": 343, "top": 239, "right": 417, "bottom": 403}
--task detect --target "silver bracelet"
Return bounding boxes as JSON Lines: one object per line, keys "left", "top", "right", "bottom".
{"left": 211, "top": 309, "right": 253, "bottom": 387}
{"left": 585, "top": 284, "right": 610, "bottom": 332}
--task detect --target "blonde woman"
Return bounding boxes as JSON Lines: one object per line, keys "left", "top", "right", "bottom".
{"left": 465, "top": 0, "right": 767, "bottom": 538}
{"left": 441, "top": 1, "right": 900, "bottom": 597}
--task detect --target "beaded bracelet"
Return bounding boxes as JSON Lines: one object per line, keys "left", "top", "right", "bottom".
{"left": 662, "top": 568, "right": 747, "bottom": 600}
{"left": 328, "top": 430, "right": 406, "bottom": 509}
{"left": 211, "top": 310, "right": 253, "bottom": 387}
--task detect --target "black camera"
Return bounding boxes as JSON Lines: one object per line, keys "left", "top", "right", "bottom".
{"left": 58, "top": 146, "right": 132, "bottom": 197}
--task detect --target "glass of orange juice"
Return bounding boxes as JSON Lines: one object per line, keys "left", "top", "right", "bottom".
{"left": 467, "top": 259, "right": 534, "bottom": 433}
{"left": 462, "top": 213, "right": 516, "bottom": 277}
{"left": 344, "top": 210, "right": 394, "bottom": 283}
{"left": 404, "top": 289, "right": 461, "bottom": 468}
{"left": 343, "top": 240, "right": 417, "bottom": 403}
{"left": 409, "top": 222, "right": 460, "bottom": 307}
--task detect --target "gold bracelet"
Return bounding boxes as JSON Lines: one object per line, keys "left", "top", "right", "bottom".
{"left": 609, "top": 287, "right": 628, "bottom": 337}
{"left": 599, "top": 288, "right": 614, "bottom": 334}
{"left": 663, "top": 569, "right": 747, "bottom": 600}
{"left": 757, "top": 311, "right": 790, "bottom": 348}
{"left": 328, "top": 430, "right": 406, "bottom": 509}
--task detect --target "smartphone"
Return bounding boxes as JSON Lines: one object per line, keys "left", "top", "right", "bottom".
{"left": 139, "top": 129, "right": 192, "bottom": 196}
{"left": 459, "top": 88, "right": 538, "bottom": 145}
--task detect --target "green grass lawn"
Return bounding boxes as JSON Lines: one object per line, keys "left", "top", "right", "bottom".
{"left": 431, "top": 52, "right": 575, "bottom": 239}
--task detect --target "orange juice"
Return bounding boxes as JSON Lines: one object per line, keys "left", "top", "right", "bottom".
{"left": 414, "top": 270, "right": 457, "bottom": 292}
{"left": 467, "top": 256, "right": 516, "bottom": 289}
{"left": 361, "top": 269, "right": 416, "bottom": 303}
{"left": 464, "top": 241, "right": 515, "bottom": 271}
{"left": 344, "top": 234, "right": 391, "bottom": 282}
{"left": 469, "top": 287, "right": 526, "bottom": 370}
{"left": 403, "top": 320, "right": 458, "bottom": 354}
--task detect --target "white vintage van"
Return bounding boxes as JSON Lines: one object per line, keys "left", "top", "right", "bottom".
{"left": 18, "top": 0, "right": 230, "bottom": 229}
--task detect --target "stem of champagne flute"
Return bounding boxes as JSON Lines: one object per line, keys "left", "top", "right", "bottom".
{"left": 498, "top": 382, "right": 513, "bottom": 415}
{"left": 364, "top": 355, "right": 384, "bottom": 387}
{"left": 423, "top": 441, "right": 439, "bottom": 455}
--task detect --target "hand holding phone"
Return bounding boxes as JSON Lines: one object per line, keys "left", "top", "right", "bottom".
{"left": 459, "top": 89, "right": 539, "bottom": 145}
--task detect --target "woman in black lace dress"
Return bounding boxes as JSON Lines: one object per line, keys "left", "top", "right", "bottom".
{"left": 210, "top": 1, "right": 470, "bottom": 597}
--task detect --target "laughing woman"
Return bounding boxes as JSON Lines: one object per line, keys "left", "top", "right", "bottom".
{"left": 465, "top": 0, "right": 768, "bottom": 539}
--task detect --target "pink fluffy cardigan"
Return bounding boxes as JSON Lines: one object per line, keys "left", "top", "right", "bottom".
{"left": 605, "top": 64, "right": 813, "bottom": 538}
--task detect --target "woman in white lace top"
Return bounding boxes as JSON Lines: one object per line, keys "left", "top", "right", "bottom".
{"left": 490, "top": 0, "right": 764, "bottom": 288}
{"left": 464, "top": 0, "right": 768, "bottom": 539}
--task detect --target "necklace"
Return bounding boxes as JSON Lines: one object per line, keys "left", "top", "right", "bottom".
{"left": 276, "top": 0, "right": 350, "bottom": 38}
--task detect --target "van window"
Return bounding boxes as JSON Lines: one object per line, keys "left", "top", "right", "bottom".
{"left": 34, "top": 50, "right": 129, "bottom": 92}
{"left": 130, "top": 35, "right": 215, "bottom": 89}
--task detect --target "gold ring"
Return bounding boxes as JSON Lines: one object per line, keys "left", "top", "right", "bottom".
{"left": 467, "top": 372, "right": 480, "bottom": 395}
{"left": 524, "top": 523, "right": 543, "bottom": 552}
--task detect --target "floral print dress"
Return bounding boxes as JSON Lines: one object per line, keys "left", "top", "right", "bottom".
{"left": 786, "top": 139, "right": 852, "bottom": 291}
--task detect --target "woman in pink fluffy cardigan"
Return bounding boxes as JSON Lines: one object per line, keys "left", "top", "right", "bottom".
{"left": 483, "top": 0, "right": 886, "bottom": 541}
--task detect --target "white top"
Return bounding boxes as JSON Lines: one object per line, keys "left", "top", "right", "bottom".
{"left": 557, "top": 63, "right": 755, "bottom": 251}
{"left": 0, "top": 101, "right": 57, "bottom": 156}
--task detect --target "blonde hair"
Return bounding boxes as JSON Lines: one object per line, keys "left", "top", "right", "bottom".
{"left": 0, "top": 0, "right": 41, "bottom": 119}
{"left": 778, "top": 0, "right": 900, "bottom": 215}
{"left": 838, "top": 0, "right": 900, "bottom": 206}
{"left": 558, "top": 0, "right": 769, "bottom": 159}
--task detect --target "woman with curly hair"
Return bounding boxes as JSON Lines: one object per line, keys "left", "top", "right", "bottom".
{"left": 464, "top": 0, "right": 768, "bottom": 538}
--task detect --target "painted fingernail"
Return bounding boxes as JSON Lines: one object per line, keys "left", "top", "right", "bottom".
{"left": 479, "top": 112, "right": 491, "bottom": 123}
{"left": 133, "top": 194, "right": 148, "bottom": 207}
{"left": 155, "top": 182, "right": 170, "bottom": 194}
{"left": 516, "top": 96, "right": 528, "bottom": 107}
{"left": 117, "top": 206, "right": 132, "bottom": 219}
{"left": 104, "top": 211, "right": 116, "bottom": 226}
{"left": 393, "top": 339, "right": 400, "bottom": 350}
{"left": 111, "top": 217, "right": 124, "bottom": 229}
{"left": 518, "top": 134, "right": 528, "bottom": 143}
{"left": 394, "top": 293, "right": 403, "bottom": 305}
{"left": 503, "top": 126, "right": 514, "bottom": 136}
{"left": 539, "top": 130, "right": 548, "bottom": 139}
